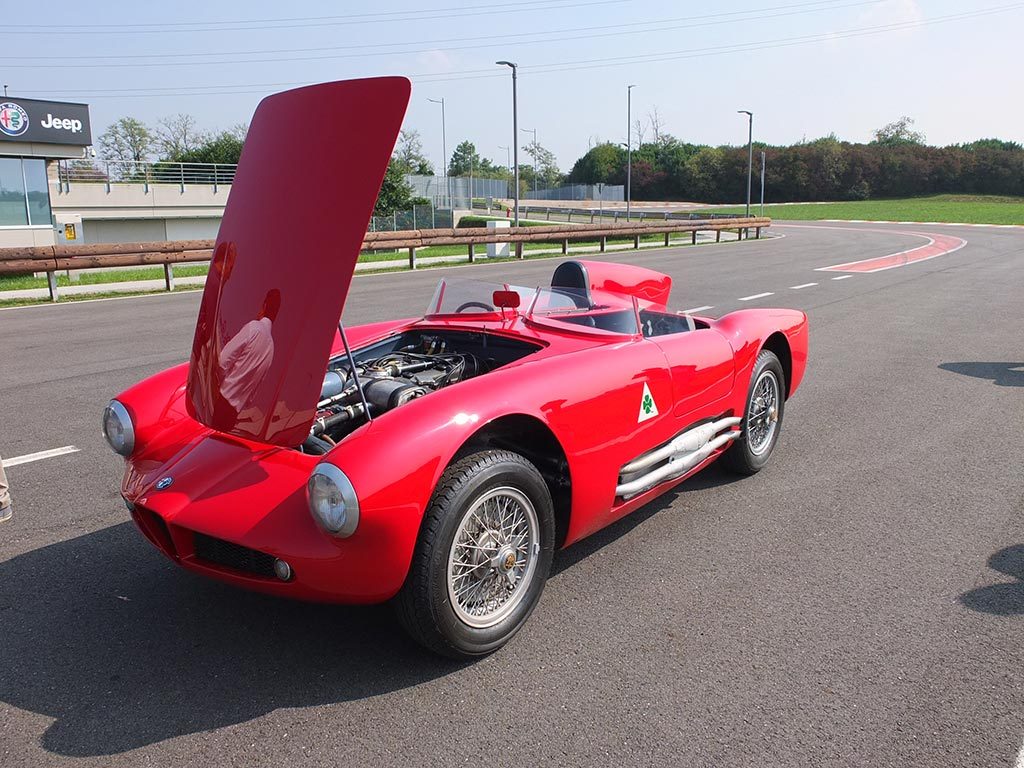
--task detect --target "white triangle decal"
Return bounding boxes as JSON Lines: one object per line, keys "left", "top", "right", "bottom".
{"left": 638, "top": 382, "right": 659, "bottom": 423}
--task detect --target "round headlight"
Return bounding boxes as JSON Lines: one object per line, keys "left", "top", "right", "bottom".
{"left": 307, "top": 463, "right": 359, "bottom": 537}
{"left": 102, "top": 400, "right": 135, "bottom": 457}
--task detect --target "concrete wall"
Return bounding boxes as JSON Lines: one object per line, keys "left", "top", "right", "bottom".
{"left": 0, "top": 226, "right": 56, "bottom": 248}
{"left": 51, "top": 180, "right": 229, "bottom": 221}
{"left": 82, "top": 217, "right": 222, "bottom": 244}
{"left": 47, "top": 179, "right": 229, "bottom": 245}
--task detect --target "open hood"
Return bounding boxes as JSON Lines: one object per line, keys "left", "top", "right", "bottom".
{"left": 186, "top": 77, "right": 411, "bottom": 446}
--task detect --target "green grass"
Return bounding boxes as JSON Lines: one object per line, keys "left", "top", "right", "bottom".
{"left": 692, "top": 194, "right": 1024, "bottom": 225}
{"left": 0, "top": 264, "right": 209, "bottom": 291}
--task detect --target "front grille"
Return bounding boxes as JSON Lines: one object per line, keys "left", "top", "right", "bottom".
{"left": 132, "top": 506, "right": 176, "bottom": 557}
{"left": 193, "top": 532, "right": 277, "bottom": 579}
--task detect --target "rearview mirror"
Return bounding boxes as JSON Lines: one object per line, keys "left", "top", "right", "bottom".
{"left": 492, "top": 290, "right": 521, "bottom": 309}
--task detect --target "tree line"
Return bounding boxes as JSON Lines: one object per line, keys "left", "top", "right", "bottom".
{"left": 567, "top": 117, "right": 1024, "bottom": 202}
{"left": 94, "top": 111, "right": 1021, "bottom": 209}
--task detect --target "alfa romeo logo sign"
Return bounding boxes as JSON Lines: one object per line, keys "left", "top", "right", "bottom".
{"left": 0, "top": 102, "right": 29, "bottom": 137}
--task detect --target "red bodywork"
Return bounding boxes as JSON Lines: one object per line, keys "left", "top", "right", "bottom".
{"left": 112, "top": 78, "right": 808, "bottom": 605}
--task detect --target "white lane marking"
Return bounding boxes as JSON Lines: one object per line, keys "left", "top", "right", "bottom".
{"left": 790, "top": 282, "right": 817, "bottom": 289}
{"left": 738, "top": 292, "right": 774, "bottom": 301}
{"left": 5, "top": 446, "right": 81, "bottom": 467}
{"left": 832, "top": 275, "right": 853, "bottom": 281}
{"left": 683, "top": 305, "right": 714, "bottom": 314}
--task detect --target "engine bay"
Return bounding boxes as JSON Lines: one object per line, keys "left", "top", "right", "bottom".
{"left": 301, "top": 329, "right": 541, "bottom": 453}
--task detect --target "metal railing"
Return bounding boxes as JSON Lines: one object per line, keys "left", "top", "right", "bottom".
{"left": 0, "top": 217, "right": 771, "bottom": 302}
{"left": 56, "top": 159, "right": 238, "bottom": 191}
{"left": 518, "top": 205, "right": 747, "bottom": 224}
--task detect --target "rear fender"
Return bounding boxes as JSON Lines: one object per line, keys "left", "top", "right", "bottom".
{"left": 710, "top": 308, "right": 808, "bottom": 398}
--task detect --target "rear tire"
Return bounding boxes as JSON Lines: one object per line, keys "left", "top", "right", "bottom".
{"left": 395, "top": 450, "right": 555, "bottom": 659}
{"left": 723, "top": 349, "right": 785, "bottom": 475}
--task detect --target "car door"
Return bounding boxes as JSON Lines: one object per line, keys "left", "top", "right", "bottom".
{"left": 644, "top": 313, "right": 736, "bottom": 421}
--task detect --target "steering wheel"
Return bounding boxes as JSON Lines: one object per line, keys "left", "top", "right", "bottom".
{"left": 455, "top": 301, "right": 495, "bottom": 313}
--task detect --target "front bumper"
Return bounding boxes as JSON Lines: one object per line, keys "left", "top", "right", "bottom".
{"left": 122, "top": 434, "right": 422, "bottom": 604}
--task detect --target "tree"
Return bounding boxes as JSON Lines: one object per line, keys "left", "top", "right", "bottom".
{"left": 156, "top": 113, "right": 207, "bottom": 161}
{"left": 632, "top": 118, "right": 647, "bottom": 147}
{"left": 872, "top": 116, "right": 925, "bottom": 146}
{"left": 394, "top": 129, "right": 434, "bottom": 175}
{"left": 567, "top": 142, "right": 625, "bottom": 184}
{"left": 374, "top": 158, "right": 416, "bottom": 214}
{"left": 524, "top": 140, "right": 562, "bottom": 189}
{"left": 648, "top": 107, "right": 667, "bottom": 144}
{"left": 98, "top": 117, "right": 154, "bottom": 164}
{"left": 448, "top": 140, "right": 481, "bottom": 177}
{"left": 172, "top": 131, "right": 245, "bottom": 165}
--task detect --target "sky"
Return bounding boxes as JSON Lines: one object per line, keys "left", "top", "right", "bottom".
{"left": 3, "top": 0, "right": 1020, "bottom": 174}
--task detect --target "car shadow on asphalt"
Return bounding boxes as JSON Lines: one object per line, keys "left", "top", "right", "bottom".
{"left": 959, "top": 544, "right": 1024, "bottom": 616}
{"left": 0, "top": 464, "right": 741, "bottom": 757}
{"left": 938, "top": 362, "right": 1024, "bottom": 387}
{"left": 551, "top": 462, "right": 743, "bottom": 577}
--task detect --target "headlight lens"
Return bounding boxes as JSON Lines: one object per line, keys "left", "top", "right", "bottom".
{"left": 102, "top": 400, "right": 135, "bottom": 457}
{"left": 307, "top": 463, "right": 359, "bottom": 537}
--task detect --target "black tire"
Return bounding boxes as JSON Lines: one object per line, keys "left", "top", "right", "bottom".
{"left": 395, "top": 450, "right": 555, "bottom": 659}
{"left": 722, "top": 349, "right": 786, "bottom": 475}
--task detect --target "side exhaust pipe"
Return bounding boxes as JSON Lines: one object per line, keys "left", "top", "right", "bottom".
{"left": 616, "top": 423, "right": 741, "bottom": 500}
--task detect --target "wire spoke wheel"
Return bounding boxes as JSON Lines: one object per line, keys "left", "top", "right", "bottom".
{"left": 747, "top": 369, "right": 780, "bottom": 456}
{"left": 446, "top": 487, "right": 540, "bottom": 629}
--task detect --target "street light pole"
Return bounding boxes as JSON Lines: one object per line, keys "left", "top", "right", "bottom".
{"left": 738, "top": 110, "right": 753, "bottom": 217}
{"left": 760, "top": 150, "right": 766, "bottom": 217}
{"left": 499, "top": 145, "right": 510, "bottom": 173}
{"left": 496, "top": 61, "right": 519, "bottom": 227}
{"left": 427, "top": 97, "right": 451, "bottom": 209}
{"left": 521, "top": 127, "right": 538, "bottom": 192}
{"left": 627, "top": 84, "right": 636, "bottom": 221}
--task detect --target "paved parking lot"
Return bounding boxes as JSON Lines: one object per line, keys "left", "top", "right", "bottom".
{"left": 1, "top": 221, "right": 1022, "bottom": 767}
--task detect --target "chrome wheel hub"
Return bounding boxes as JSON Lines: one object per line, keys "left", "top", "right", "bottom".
{"left": 447, "top": 487, "right": 540, "bottom": 629}
{"left": 747, "top": 370, "right": 780, "bottom": 456}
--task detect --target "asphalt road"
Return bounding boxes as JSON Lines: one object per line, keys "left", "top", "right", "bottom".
{"left": 1, "top": 221, "right": 1022, "bottom": 767}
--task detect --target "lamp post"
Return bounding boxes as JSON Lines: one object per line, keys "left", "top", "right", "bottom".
{"left": 760, "top": 150, "right": 766, "bottom": 217}
{"left": 499, "top": 144, "right": 510, "bottom": 173}
{"left": 738, "top": 109, "right": 753, "bottom": 217}
{"left": 496, "top": 61, "right": 519, "bottom": 226}
{"left": 627, "top": 84, "right": 636, "bottom": 221}
{"left": 521, "top": 127, "right": 538, "bottom": 193}
{"left": 428, "top": 97, "right": 451, "bottom": 210}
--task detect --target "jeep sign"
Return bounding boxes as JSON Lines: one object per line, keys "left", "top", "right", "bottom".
{"left": 0, "top": 98, "right": 91, "bottom": 145}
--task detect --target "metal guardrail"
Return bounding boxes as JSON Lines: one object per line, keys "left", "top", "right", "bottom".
{"left": 56, "top": 159, "right": 238, "bottom": 192}
{"left": 0, "top": 217, "right": 770, "bottom": 302}
{"left": 517, "top": 204, "right": 747, "bottom": 224}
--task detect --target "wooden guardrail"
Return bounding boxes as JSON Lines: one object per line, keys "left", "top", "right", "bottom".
{"left": 0, "top": 217, "right": 770, "bottom": 301}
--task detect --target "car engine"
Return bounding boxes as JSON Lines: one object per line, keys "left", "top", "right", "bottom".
{"left": 301, "top": 333, "right": 509, "bottom": 453}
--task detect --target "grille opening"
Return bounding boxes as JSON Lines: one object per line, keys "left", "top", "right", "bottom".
{"left": 132, "top": 506, "right": 176, "bottom": 557}
{"left": 192, "top": 533, "right": 278, "bottom": 579}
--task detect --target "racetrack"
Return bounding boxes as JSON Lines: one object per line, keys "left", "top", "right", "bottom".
{"left": 1, "top": 221, "right": 1022, "bottom": 767}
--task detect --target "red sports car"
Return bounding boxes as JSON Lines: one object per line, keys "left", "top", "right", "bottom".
{"left": 103, "top": 77, "right": 808, "bottom": 658}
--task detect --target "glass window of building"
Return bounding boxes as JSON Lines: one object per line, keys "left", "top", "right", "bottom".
{"left": 0, "top": 157, "right": 53, "bottom": 227}
{"left": 24, "top": 159, "right": 51, "bottom": 225}
{"left": 0, "top": 157, "right": 27, "bottom": 227}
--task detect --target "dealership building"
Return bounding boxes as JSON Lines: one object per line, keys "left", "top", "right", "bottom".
{"left": 1, "top": 95, "right": 230, "bottom": 249}
{"left": 0, "top": 97, "right": 93, "bottom": 247}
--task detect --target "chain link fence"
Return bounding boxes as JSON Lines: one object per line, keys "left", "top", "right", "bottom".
{"left": 369, "top": 204, "right": 454, "bottom": 232}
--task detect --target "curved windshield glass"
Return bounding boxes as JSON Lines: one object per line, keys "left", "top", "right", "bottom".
{"left": 425, "top": 277, "right": 640, "bottom": 336}
{"left": 526, "top": 287, "right": 640, "bottom": 336}
{"left": 425, "top": 278, "right": 536, "bottom": 317}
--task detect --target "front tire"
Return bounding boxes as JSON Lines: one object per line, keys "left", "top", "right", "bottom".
{"left": 723, "top": 349, "right": 786, "bottom": 475}
{"left": 396, "top": 450, "right": 555, "bottom": 658}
